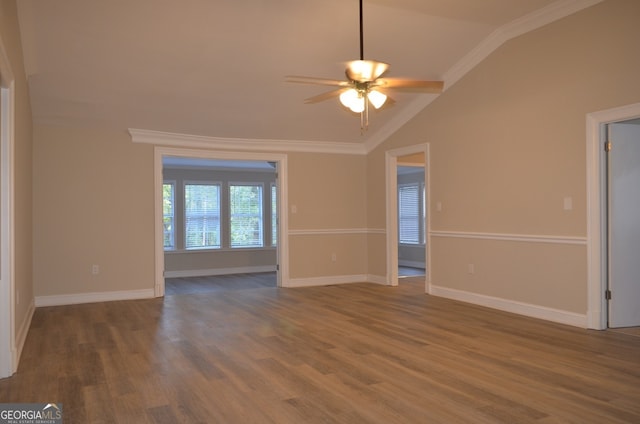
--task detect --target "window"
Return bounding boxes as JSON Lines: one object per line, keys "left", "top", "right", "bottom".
{"left": 271, "top": 183, "right": 277, "bottom": 247}
{"left": 230, "top": 184, "right": 263, "bottom": 248}
{"left": 163, "top": 168, "right": 277, "bottom": 251}
{"left": 185, "top": 183, "right": 221, "bottom": 249}
{"left": 163, "top": 182, "right": 175, "bottom": 249}
{"left": 399, "top": 183, "right": 425, "bottom": 245}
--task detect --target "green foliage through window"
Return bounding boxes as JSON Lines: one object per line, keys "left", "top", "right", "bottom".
{"left": 163, "top": 183, "right": 175, "bottom": 249}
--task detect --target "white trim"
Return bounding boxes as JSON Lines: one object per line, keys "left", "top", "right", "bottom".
{"left": 367, "top": 274, "right": 388, "bottom": 286}
{"left": 13, "top": 299, "right": 34, "bottom": 368}
{"left": 364, "top": 0, "right": 603, "bottom": 153}
{"left": 430, "top": 285, "right": 588, "bottom": 328}
{"left": 284, "top": 274, "right": 368, "bottom": 288}
{"left": 430, "top": 230, "right": 587, "bottom": 245}
{"left": 35, "top": 289, "right": 155, "bottom": 308}
{"left": 586, "top": 102, "right": 640, "bottom": 330}
{"left": 288, "top": 228, "right": 379, "bottom": 236}
{"left": 0, "top": 36, "right": 16, "bottom": 378}
{"left": 130, "top": 128, "right": 366, "bottom": 156}
{"left": 385, "top": 144, "right": 430, "bottom": 289}
{"left": 154, "top": 146, "right": 290, "bottom": 294}
{"left": 164, "top": 266, "right": 276, "bottom": 279}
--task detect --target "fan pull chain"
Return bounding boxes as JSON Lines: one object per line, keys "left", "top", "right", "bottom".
{"left": 360, "top": 99, "right": 369, "bottom": 134}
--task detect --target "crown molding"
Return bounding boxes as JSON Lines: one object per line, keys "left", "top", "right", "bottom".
{"left": 364, "top": 0, "right": 604, "bottom": 154}
{"left": 129, "top": 128, "right": 366, "bottom": 155}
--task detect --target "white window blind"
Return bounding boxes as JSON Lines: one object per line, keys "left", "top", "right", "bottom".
{"left": 185, "top": 183, "right": 221, "bottom": 249}
{"left": 399, "top": 184, "right": 421, "bottom": 245}
{"left": 230, "top": 184, "right": 263, "bottom": 247}
{"left": 163, "top": 182, "right": 175, "bottom": 250}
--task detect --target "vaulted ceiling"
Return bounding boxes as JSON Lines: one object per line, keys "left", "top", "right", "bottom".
{"left": 17, "top": 0, "right": 595, "bottom": 146}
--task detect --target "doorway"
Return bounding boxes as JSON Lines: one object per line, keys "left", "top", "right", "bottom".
{"left": 586, "top": 102, "right": 640, "bottom": 330}
{"left": 153, "top": 147, "right": 289, "bottom": 297}
{"left": 385, "top": 145, "right": 429, "bottom": 290}
{"left": 397, "top": 163, "right": 426, "bottom": 278}
{"left": 605, "top": 120, "right": 640, "bottom": 328}
{"left": 0, "top": 51, "right": 16, "bottom": 378}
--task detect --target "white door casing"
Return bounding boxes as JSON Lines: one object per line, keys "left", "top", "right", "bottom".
{"left": 0, "top": 39, "right": 16, "bottom": 378}
{"left": 385, "top": 144, "right": 430, "bottom": 290}
{"left": 586, "top": 102, "right": 640, "bottom": 330}
{"left": 153, "top": 146, "right": 289, "bottom": 295}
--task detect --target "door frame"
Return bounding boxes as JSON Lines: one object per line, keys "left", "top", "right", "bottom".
{"left": 0, "top": 37, "right": 16, "bottom": 377}
{"left": 586, "top": 102, "right": 640, "bottom": 329}
{"left": 153, "top": 146, "right": 289, "bottom": 296}
{"left": 385, "top": 144, "right": 430, "bottom": 290}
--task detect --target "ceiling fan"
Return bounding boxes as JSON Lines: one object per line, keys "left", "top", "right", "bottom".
{"left": 286, "top": 0, "right": 444, "bottom": 132}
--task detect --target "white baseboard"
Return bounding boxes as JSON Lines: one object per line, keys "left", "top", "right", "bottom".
{"left": 164, "top": 265, "right": 276, "bottom": 279}
{"left": 13, "top": 299, "right": 35, "bottom": 373}
{"left": 367, "top": 274, "right": 389, "bottom": 285}
{"left": 430, "top": 284, "right": 588, "bottom": 328}
{"left": 35, "top": 288, "right": 156, "bottom": 307}
{"left": 284, "top": 274, "right": 369, "bottom": 288}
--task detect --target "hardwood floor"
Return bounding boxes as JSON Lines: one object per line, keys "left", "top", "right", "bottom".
{"left": 2, "top": 276, "right": 640, "bottom": 423}
{"left": 165, "top": 272, "right": 277, "bottom": 295}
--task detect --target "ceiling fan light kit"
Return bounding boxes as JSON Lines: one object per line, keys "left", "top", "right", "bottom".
{"left": 339, "top": 87, "right": 387, "bottom": 113}
{"left": 287, "top": 0, "right": 444, "bottom": 133}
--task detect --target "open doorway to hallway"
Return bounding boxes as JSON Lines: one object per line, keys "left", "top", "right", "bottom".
{"left": 586, "top": 101, "right": 640, "bottom": 330}
{"left": 604, "top": 119, "right": 640, "bottom": 330}
{"left": 385, "top": 145, "right": 429, "bottom": 289}
{"left": 397, "top": 164, "right": 426, "bottom": 279}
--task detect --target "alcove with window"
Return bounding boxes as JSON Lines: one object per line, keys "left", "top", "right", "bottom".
{"left": 162, "top": 158, "right": 277, "bottom": 278}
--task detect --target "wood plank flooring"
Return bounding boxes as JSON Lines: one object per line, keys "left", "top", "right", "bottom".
{"left": 2, "top": 276, "right": 640, "bottom": 423}
{"left": 165, "top": 272, "right": 277, "bottom": 295}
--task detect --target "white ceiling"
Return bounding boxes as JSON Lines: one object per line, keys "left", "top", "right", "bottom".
{"left": 17, "top": 0, "right": 588, "bottom": 145}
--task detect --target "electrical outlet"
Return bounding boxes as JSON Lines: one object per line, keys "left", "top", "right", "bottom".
{"left": 331, "top": 253, "right": 337, "bottom": 262}
{"left": 92, "top": 264, "right": 100, "bottom": 275}
{"left": 467, "top": 264, "right": 475, "bottom": 274}
{"left": 563, "top": 196, "right": 573, "bottom": 211}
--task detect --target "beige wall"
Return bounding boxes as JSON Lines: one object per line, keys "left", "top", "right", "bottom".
{"left": 32, "top": 128, "right": 368, "bottom": 294}
{"left": 0, "top": 0, "right": 33, "bottom": 352}
{"left": 287, "top": 152, "right": 366, "bottom": 231}
{"left": 287, "top": 152, "right": 367, "bottom": 279}
{"left": 33, "top": 125, "right": 155, "bottom": 296}
{"left": 367, "top": 0, "right": 640, "bottom": 314}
